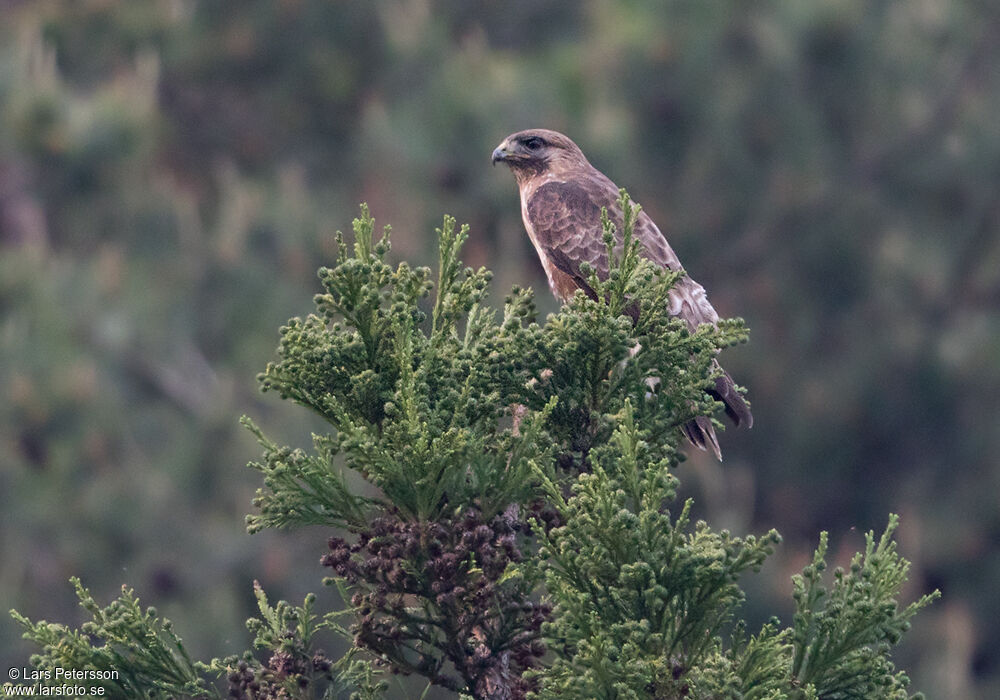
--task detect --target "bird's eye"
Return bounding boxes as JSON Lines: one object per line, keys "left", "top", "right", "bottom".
{"left": 524, "top": 137, "right": 543, "bottom": 151}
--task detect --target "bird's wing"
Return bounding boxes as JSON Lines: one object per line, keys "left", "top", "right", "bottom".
{"left": 525, "top": 179, "right": 616, "bottom": 300}
{"left": 525, "top": 172, "right": 752, "bottom": 437}
{"left": 633, "top": 211, "right": 752, "bottom": 428}
{"left": 632, "top": 210, "right": 721, "bottom": 331}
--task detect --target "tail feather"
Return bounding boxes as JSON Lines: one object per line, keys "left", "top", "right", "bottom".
{"left": 682, "top": 363, "right": 752, "bottom": 461}
{"left": 710, "top": 363, "right": 753, "bottom": 429}
{"left": 682, "top": 416, "right": 722, "bottom": 461}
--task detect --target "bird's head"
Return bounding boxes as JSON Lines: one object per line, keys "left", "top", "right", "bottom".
{"left": 491, "top": 129, "right": 589, "bottom": 181}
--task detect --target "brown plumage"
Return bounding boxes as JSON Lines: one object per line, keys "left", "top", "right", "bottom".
{"left": 492, "top": 128, "right": 751, "bottom": 459}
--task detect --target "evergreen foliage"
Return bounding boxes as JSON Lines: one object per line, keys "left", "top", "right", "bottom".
{"left": 11, "top": 198, "right": 935, "bottom": 699}
{"left": 11, "top": 578, "right": 210, "bottom": 699}
{"left": 248, "top": 205, "right": 549, "bottom": 529}
{"left": 208, "top": 583, "right": 387, "bottom": 700}
{"left": 5, "top": 5, "right": 998, "bottom": 693}
{"left": 531, "top": 401, "right": 782, "bottom": 699}
{"left": 788, "top": 515, "right": 940, "bottom": 700}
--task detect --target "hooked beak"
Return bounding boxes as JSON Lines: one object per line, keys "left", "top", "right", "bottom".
{"left": 491, "top": 145, "right": 508, "bottom": 166}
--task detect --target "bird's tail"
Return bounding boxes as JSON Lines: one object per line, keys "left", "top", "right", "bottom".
{"left": 682, "top": 415, "right": 722, "bottom": 461}
{"left": 710, "top": 364, "right": 753, "bottom": 429}
{"left": 682, "top": 363, "right": 752, "bottom": 461}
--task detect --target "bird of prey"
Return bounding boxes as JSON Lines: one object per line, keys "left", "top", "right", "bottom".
{"left": 492, "top": 128, "right": 751, "bottom": 459}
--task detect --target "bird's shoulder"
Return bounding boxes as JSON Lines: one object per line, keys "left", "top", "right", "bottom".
{"left": 525, "top": 172, "right": 620, "bottom": 246}
{"left": 525, "top": 173, "right": 679, "bottom": 271}
{"left": 526, "top": 171, "right": 618, "bottom": 216}
{"left": 522, "top": 176, "right": 616, "bottom": 276}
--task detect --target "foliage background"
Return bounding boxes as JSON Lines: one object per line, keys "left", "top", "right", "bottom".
{"left": 1, "top": 1, "right": 997, "bottom": 697}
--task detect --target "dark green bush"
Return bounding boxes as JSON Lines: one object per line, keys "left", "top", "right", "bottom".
{"left": 12, "top": 198, "right": 935, "bottom": 699}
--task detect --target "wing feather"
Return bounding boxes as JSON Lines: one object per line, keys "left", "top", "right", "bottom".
{"left": 522, "top": 168, "right": 752, "bottom": 441}
{"left": 525, "top": 179, "right": 611, "bottom": 300}
{"left": 526, "top": 175, "right": 720, "bottom": 331}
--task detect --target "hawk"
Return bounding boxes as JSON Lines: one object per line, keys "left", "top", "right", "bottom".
{"left": 492, "top": 128, "right": 751, "bottom": 459}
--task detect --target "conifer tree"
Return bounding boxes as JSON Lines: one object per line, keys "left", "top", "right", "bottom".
{"left": 12, "top": 195, "right": 936, "bottom": 699}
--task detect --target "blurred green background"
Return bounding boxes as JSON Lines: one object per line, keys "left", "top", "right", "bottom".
{"left": 2, "top": 1, "right": 998, "bottom": 698}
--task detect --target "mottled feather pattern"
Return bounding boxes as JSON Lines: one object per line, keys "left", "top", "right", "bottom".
{"left": 495, "top": 128, "right": 752, "bottom": 458}
{"left": 526, "top": 174, "right": 720, "bottom": 334}
{"left": 525, "top": 181, "right": 609, "bottom": 300}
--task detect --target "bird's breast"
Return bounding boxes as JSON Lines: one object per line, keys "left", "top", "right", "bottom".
{"left": 517, "top": 180, "right": 580, "bottom": 303}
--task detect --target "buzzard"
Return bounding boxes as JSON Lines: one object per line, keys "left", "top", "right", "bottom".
{"left": 492, "top": 128, "right": 751, "bottom": 459}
